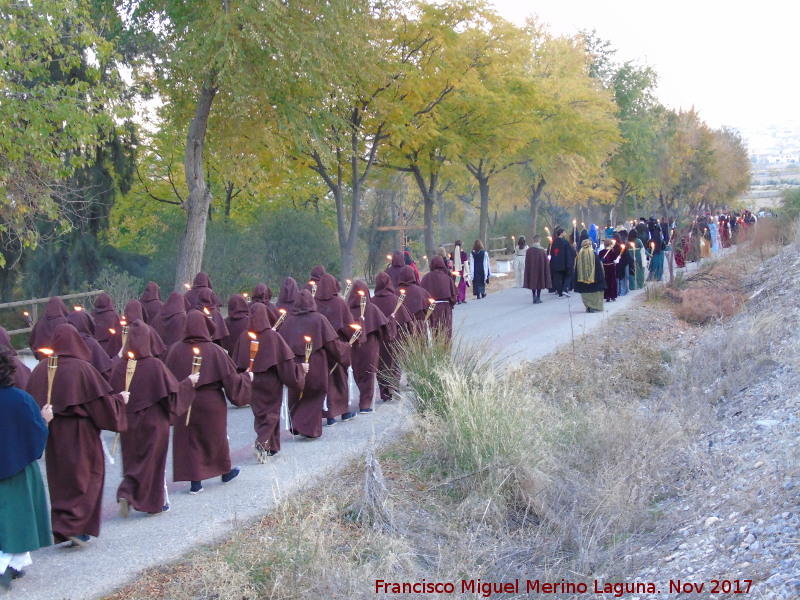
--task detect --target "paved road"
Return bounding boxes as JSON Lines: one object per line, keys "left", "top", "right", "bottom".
{"left": 13, "top": 281, "right": 652, "bottom": 600}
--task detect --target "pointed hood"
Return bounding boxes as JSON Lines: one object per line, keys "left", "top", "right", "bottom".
{"left": 182, "top": 310, "right": 214, "bottom": 344}
{"left": 391, "top": 251, "right": 404, "bottom": 267}
{"left": 310, "top": 265, "right": 327, "bottom": 282}
{"left": 277, "top": 277, "right": 299, "bottom": 309}
{"left": 45, "top": 296, "right": 69, "bottom": 320}
{"left": 124, "top": 299, "right": 145, "bottom": 323}
{"left": 399, "top": 265, "right": 419, "bottom": 288}
{"left": 252, "top": 283, "right": 272, "bottom": 304}
{"left": 292, "top": 289, "right": 317, "bottom": 316}
{"left": 373, "top": 272, "right": 395, "bottom": 297}
{"left": 162, "top": 292, "right": 187, "bottom": 317}
{"left": 124, "top": 319, "right": 153, "bottom": 359}
{"left": 316, "top": 273, "right": 340, "bottom": 301}
{"left": 93, "top": 292, "right": 116, "bottom": 313}
{"left": 51, "top": 324, "right": 92, "bottom": 362}
{"left": 67, "top": 310, "right": 96, "bottom": 337}
{"left": 247, "top": 302, "right": 273, "bottom": 333}
{"left": 192, "top": 271, "right": 212, "bottom": 289}
{"left": 227, "top": 294, "right": 250, "bottom": 319}
{"left": 429, "top": 255, "right": 449, "bottom": 273}
{"left": 347, "top": 280, "right": 371, "bottom": 309}
{"left": 140, "top": 281, "right": 162, "bottom": 302}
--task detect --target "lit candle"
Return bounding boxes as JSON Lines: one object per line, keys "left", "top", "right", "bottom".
{"left": 108, "top": 328, "right": 116, "bottom": 336}
{"left": 272, "top": 308, "right": 288, "bottom": 331}
{"left": 202, "top": 307, "right": 212, "bottom": 319}
{"left": 23, "top": 311, "right": 32, "bottom": 327}
{"left": 243, "top": 292, "right": 250, "bottom": 303}
{"left": 119, "top": 320, "right": 129, "bottom": 357}
{"left": 348, "top": 323, "right": 362, "bottom": 345}
{"left": 185, "top": 347, "right": 202, "bottom": 426}
{"left": 40, "top": 349, "right": 57, "bottom": 412}
{"left": 247, "top": 332, "right": 259, "bottom": 372}
{"left": 391, "top": 290, "right": 407, "bottom": 318}
{"left": 184, "top": 283, "right": 191, "bottom": 290}
{"left": 303, "top": 336, "right": 313, "bottom": 364}
{"left": 358, "top": 290, "right": 366, "bottom": 319}
{"left": 342, "top": 279, "right": 352, "bottom": 299}
{"left": 424, "top": 298, "right": 436, "bottom": 322}
{"left": 112, "top": 351, "right": 138, "bottom": 455}
{"left": 73, "top": 305, "right": 83, "bottom": 311}
{"left": 308, "top": 280, "right": 317, "bottom": 298}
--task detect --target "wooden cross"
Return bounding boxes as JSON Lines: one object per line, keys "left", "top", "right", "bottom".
{"left": 376, "top": 203, "right": 424, "bottom": 247}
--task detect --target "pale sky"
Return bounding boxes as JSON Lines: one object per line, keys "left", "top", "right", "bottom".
{"left": 491, "top": 0, "right": 800, "bottom": 134}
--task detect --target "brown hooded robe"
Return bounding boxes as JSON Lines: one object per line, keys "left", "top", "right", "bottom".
{"left": 523, "top": 246, "right": 552, "bottom": 291}
{"left": 347, "top": 282, "right": 389, "bottom": 411}
{"left": 252, "top": 283, "right": 280, "bottom": 322}
{"left": 92, "top": 293, "right": 122, "bottom": 358}
{"left": 222, "top": 294, "right": 250, "bottom": 355}
{"left": 139, "top": 282, "right": 164, "bottom": 323}
{"left": 420, "top": 256, "right": 457, "bottom": 340}
{"left": 26, "top": 324, "right": 127, "bottom": 543}
{"left": 231, "top": 303, "right": 305, "bottom": 453}
{"left": 163, "top": 311, "right": 252, "bottom": 482}
{"left": 67, "top": 310, "right": 113, "bottom": 381}
{"left": 112, "top": 321, "right": 193, "bottom": 514}
{"left": 370, "top": 272, "right": 412, "bottom": 402}
{"left": 150, "top": 291, "right": 187, "bottom": 348}
{"left": 28, "top": 297, "right": 69, "bottom": 360}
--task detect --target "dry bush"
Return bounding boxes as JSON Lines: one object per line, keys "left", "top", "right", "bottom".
{"left": 676, "top": 287, "right": 744, "bottom": 324}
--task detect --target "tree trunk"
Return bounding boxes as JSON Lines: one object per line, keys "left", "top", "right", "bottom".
{"left": 528, "top": 175, "right": 545, "bottom": 241}
{"left": 478, "top": 175, "right": 490, "bottom": 245}
{"left": 174, "top": 82, "right": 217, "bottom": 291}
{"left": 410, "top": 166, "right": 436, "bottom": 258}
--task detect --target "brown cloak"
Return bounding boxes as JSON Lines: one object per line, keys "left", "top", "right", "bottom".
{"left": 384, "top": 250, "right": 406, "bottom": 292}
{"left": 67, "top": 310, "right": 113, "bottom": 381}
{"left": 276, "top": 277, "right": 299, "bottom": 312}
{"left": 111, "top": 321, "right": 192, "bottom": 513}
{"left": 192, "top": 288, "right": 228, "bottom": 343}
{"left": 252, "top": 283, "right": 280, "bottom": 322}
{"left": 370, "top": 272, "right": 411, "bottom": 402}
{"left": 184, "top": 271, "right": 222, "bottom": 310}
{"left": 92, "top": 293, "right": 122, "bottom": 358}
{"left": 124, "top": 299, "right": 167, "bottom": 358}
{"left": 347, "top": 281, "right": 389, "bottom": 411}
{"left": 150, "top": 291, "right": 187, "bottom": 348}
{"left": 139, "top": 282, "right": 164, "bottom": 324}
{"left": 222, "top": 294, "right": 250, "bottom": 355}
{"left": 523, "top": 246, "right": 552, "bottom": 291}
{"left": 163, "top": 311, "right": 251, "bottom": 482}
{"left": 279, "top": 290, "right": 347, "bottom": 437}
{"left": 26, "top": 324, "right": 127, "bottom": 543}
{"left": 231, "top": 303, "right": 305, "bottom": 453}
{"left": 420, "top": 256, "right": 457, "bottom": 339}
{"left": 29, "top": 297, "right": 69, "bottom": 360}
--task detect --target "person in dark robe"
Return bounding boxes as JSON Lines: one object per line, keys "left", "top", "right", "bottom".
{"left": 124, "top": 299, "right": 167, "bottom": 358}
{"left": 371, "top": 272, "right": 412, "bottom": 403}
{"left": 403, "top": 248, "right": 422, "bottom": 283}
{"left": 549, "top": 228, "right": 573, "bottom": 298}
{"left": 222, "top": 294, "right": 249, "bottom": 355}
{"left": 139, "top": 282, "right": 164, "bottom": 324}
{"left": 398, "top": 264, "right": 429, "bottom": 336}
{"left": 522, "top": 235, "right": 552, "bottom": 304}
{"left": 92, "top": 292, "right": 122, "bottom": 358}
{"left": 636, "top": 218, "right": 649, "bottom": 246}
{"left": 598, "top": 239, "right": 620, "bottom": 302}
{"left": 468, "top": 240, "right": 490, "bottom": 299}
{"left": 0, "top": 347, "right": 52, "bottom": 589}
{"left": 112, "top": 321, "right": 195, "bottom": 516}
{"left": 184, "top": 272, "right": 221, "bottom": 311}
{"left": 420, "top": 256, "right": 458, "bottom": 340}
{"left": 613, "top": 232, "right": 630, "bottom": 296}
{"left": 0, "top": 327, "right": 31, "bottom": 389}
{"left": 313, "top": 273, "right": 356, "bottom": 425}
{"left": 150, "top": 291, "right": 188, "bottom": 348}
{"left": 575, "top": 239, "right": 607, "bottom": 313}
{"left": 648, "top": 235, "right": 665, "bottom": 281}
{"left": 347, "top": 281, "right": 389, "bottom": 413}
{"left": 67, "top": 310, "right": 113, "bottom": 381}
{"left": 190, "top": 287, "right": 228, "bottom": 345}
{"left": 28, "top": 297, "right": 69, "bottom": 360}
{"left": 627, "top": 230, "right": 646, "bottom": 290}
{"left": 276, "top": 277, "right": 300, "bottom": 312}
{"left": 163, "top": 311, "right": 251, "bottom": 494}
{"left": 385, "top": 250, "right": 406, "bottom": 292}
{"left": 304, "top": 264, "right": 327, "bottom": 295}
{"left": 251, "top": 283, "right": 280, "bottom": 323}
{"left": 231, "top": 303, "right": 306, "bottom": 460}
{"left": 278, "top": 290, "right": 347, "bottom": 438}
{"left": 26, "top": 324, "right": 128, "bottom": 547}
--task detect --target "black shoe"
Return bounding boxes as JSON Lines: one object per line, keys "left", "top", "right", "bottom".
{"left": 1, "top": 568, "right": 12, "bottom": 590}
{"left": 221, "top": 466, "right": 241, "bottom": 483}
{"left": 149, "top": 504, "right": 170, "bottom": 516}
{"left": 341, "top": 412, "right": 357, "bottom": 421}
{"left": 189, "top": 481, "right": 203, "bottom": 494}
{"left": 68, "top": 534, "right": 91, "bottom": 548}
{"left": 359, "top": 408, "right": 374, "bottom": 414}
{"left": 9, "top": 569, "right": 24, "bottom": 581}
{"left": 325, "top": 417, "right": 337, "bottom": 427}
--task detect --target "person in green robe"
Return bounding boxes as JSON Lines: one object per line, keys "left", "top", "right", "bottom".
{"left": 574, "top": 239, "right": 607, "bottom": 313}
{"left": 0, "top": 346, "right": 53, "bottom": 590}
{"left": 627, "top": 230, "right": 646, "bottom": 290}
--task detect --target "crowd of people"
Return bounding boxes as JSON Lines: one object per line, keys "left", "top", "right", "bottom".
{"left": 0, "top": 260, "right": 465, "bottom": 587}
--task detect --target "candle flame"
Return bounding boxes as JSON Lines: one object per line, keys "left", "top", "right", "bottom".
{"left": 279, "top": 308, "right": 286, "bottom": 315}
{"left": 184, "top": 283, "right": 191, "bottom": 290}
{"left": 350, "top": 323, "right": 362, "bottom": 330}
{"left": 630, "top": 242, "right": 636, "bottom": 248}
{"left": 120, "top": 319, "right": 127, "bottom": 326}
{"left": 357, "top": 290, "right": 365, "bottom": 297}
{"left": 109, "top": 328, "right": 116, "bottom": 335}
{"left": 423, "top": 255, "right": 427, "bottom": 260}
{"left": 399, "top": 289, "right": 406, "bottom": 295}
{"left": 428, "top": 298, "right": 435, "bottom": 304}
{"left": 308, "top": 281, "right": 315, "bottom": 286}
{"left": 248, "top": 331, "right": 257, "bottom": 340}
{"left": 386, "top": 254, "right": 392, "bottom": 260}
{"left": 39, "top": 348, "right": 54, "bottom": 356}
{"left": 127, "top": 351, "right": 135, "bottom": 360}
{"left": 303, "top": 336, "right": 312, "bottom": 342}
{"left": 202, "top": 307, "right": 211, "bottom": 315}
{"left": 74, "top": 306, "right": 83, "bottom": 311}
{"left": 346, "top": 279, "right": 351, "bottom": 284}
{"left": 192, "top": 347, "right": 200, "bottom": 356}
{"left": 452, "top": 271, "right": 459, "bottom": 276}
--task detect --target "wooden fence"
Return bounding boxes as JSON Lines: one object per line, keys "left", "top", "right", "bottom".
{"left": 0, "top": 290, "right": 106, "bottom": 336}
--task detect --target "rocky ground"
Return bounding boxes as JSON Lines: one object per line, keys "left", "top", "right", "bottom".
{"left": 621, "top": 246, "right": 800, "bottom": 599}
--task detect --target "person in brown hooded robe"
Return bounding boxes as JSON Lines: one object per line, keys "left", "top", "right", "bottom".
{"left": 124, "top": 299, "right": 167, "bottom": 359}
{"left": 190, "top": 287, "right": 228, "bottom": 345}
{"left": 67, "top": 310, "right": 113, "bottom": 381}
{"left": 522, "top": 235, "right": 553, "bottom": 304}
{"left": 231, "top": 303, "right": 306, "bottom": 460}
{"left": 313, "top": 273, "right": 356, "bottom": 425}
{"left": 28, "top": 297, "right": 69, "bottom": 360}
{"left": 276, "top": 277, "right": 299, "bottom": 312}
{"left": 0, "top": 326, "right": 31, "bottom": 389}
{"left": 279, "top": 290, "right": 348, "bottom": 438}
{"left": 92, "top": 293, "right": 122, "bottom": 358}
{"left": 304, "top": 265, "right": 327, "bottom": 294}
{"left": 398, "top": 264, "right": 429, "bottom": 336}
{"left": 184, "top": 272, "right": 221, "bottom": 311}
{"left": 370, "top": 272, "right": 413, "bottom": 402}
{"left": 139, "top": 282, "right": 164, "bottom": 323}
{"left": 347, "top": 281, "right": 389, "bottom": 413}
{"left": 420, "top": 256, "right": 457, "bottom": 340}
{"left": 222, "top": 294, "right": 249, "bottom": 355}
{"left": 384, "top": 250, "right": 406, "bottom": 292}
{"left": 26, "top": 324, "right": 129, "bottom": 547}
{"left": 252, "top": 283, "right": 280, "bottom": 322}
{"left": 150, "top": 291, "right": 187, "bottom": 347}
{"left": 112, "top": 321, "right": 195, "bottom": 516}
{"left": 163, "top": 311, "right": 252, "bottom": 494}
